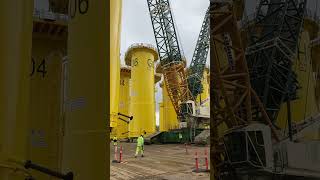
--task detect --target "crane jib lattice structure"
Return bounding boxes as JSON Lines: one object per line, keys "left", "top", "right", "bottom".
{"left": 246, "top": 0, "right": 306, "bottom": 123}
{"left": 147, "top": 0, "right": 194, "bottom": 117}
{"left": 210, "top": 0, "right": 281, "bottom": 179}
{"left": 187, "top": 7, "right": 210, "bottom": 98}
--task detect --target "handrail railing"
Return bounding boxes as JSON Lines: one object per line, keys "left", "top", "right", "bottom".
{"left": 126, "top": 43, "right": 158, "bottom": 54}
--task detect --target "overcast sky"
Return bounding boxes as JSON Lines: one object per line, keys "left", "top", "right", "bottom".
{"left": 120, "top": 0, "right": 209, "bottom": 63}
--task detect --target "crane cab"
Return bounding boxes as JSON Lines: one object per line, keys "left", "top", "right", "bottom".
{"left": 180, "top": 100, "right": 196, "bottom": 117}
{"left": 180, "top": 100, "right": 210, "bottom": 118}
{"left": 223, "top": 123, "right": 274, "bottom": 172}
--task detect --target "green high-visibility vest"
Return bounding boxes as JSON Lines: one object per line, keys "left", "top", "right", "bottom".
{"left": 137, "top": 136, "right": 144, "bottom": 146}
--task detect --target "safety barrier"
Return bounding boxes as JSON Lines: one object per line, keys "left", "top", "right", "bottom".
{"left": 204, "top": 149, "right": 209, "bottom": 171}
{"left": 193, "top": 149, "right": 210, "bottom": 173}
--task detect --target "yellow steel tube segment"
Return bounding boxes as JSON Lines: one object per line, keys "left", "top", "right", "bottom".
{"left": 161, "top": 81, "right": 178, "bottom": 131}
{"left": 117, "top": 67, "right": 131, "bottom": 139}
{"left": 159, "top": 102, "right": 165, "bottom": 131}
{"left": 61, "top": 1, "right": 108, "bottom": 179}
{"left": 125, "top": 44, "right": 159, "bottom": 138}
{"left": 110, "top": 0, "right": 122, "bottom": 129}
{"left": 0, "top": 1, "right": 33, "bottom": 180}
{"left": 28, "top": 34, "right": 67, "bottom": 180}
{"left": 159, "top": 82, "right": 168, "bottom": 132}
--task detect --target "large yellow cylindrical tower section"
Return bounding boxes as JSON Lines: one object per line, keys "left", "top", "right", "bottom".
{"left": 160, "top": 81, "right": 179, "bottom": 131}
{"left": 117, "top": 66, "right": 131, "bottom": 139}
{"left": 28, "top": 17, "right": 68, "bottom": 180}
{"left": 110, "top": 0, "right": 122, "bottom": 129}
{"left": 125, "top": 43, "right": 158, "bottom": 138}
{"left": 159, "top": 102, "right": 164, "bottom": 130}
{"left": 196, "top": 67, "right": 210, "bottom": 108}
{"left": 0, "top": 1, "right": 33, "bottom": 179}
{"left": 62, "top": 1, "right": 109, "bottom": 179}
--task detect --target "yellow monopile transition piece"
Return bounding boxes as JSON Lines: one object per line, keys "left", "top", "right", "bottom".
{"left": 110, "top": 0, "right": 122, "bottom": 129}
{"left": 112, "top": 67, "right": 162, "bottom": 139}
{"left": 125, "top": 43, "right": 159, "bottom": 138}
{"left": 0, "top": 1, "right": 33, "bottom": 180}
{"left": 159, "top": 81, "right": 179, "bottom": 131}
{"left": 117, "top": 66, "right": 131, "bottom": 139}
{"left": 61, "top": 1, "right": 109, "bottom": 179}
{"left": 29, "top": 23, "right": 67, "bottom": 180}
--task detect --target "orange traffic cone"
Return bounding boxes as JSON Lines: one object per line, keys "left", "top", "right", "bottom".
{"left": 119, "top": 146, "right": 123, "bottom": 163}
{"left": 204, "top": 149, "right": 209, "bottom": 172}
{"left": 112, "top": 145, "right": 118, "bottom": 163}
{"left": 195, "top": 151, "right": 199, "bottom": 172}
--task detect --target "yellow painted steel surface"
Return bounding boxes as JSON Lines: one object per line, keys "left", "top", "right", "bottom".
{"left": 28, "top": 34, "right": 67, "bottom": 180}
{"left": 196, "top": 67, "right": 210, "bottom": 107}
{"left": 159, "top": 102, "right": 164, "bottom": 131}
{"left": 159, "top": 81, "right": 178, "bottom": 131}
{"left": 62, "top": 1, "right": 108, "bottom": 179}
{"left": 0, "top": 1, "right": 33, "bottom": 180}
{"left": 117, "top": 67, "right": 131, "bottom": 139}
{"left": 207, "top": 73, "right": 210, "bottom": 86}
{"left": 125, "top": 44, "right": 158, "bottom": 137}
{"left": 110, "top": 0, "right": 122, "bottom": 128}
{"left": 276, "top": 31, "right": 320, "bottom": 140}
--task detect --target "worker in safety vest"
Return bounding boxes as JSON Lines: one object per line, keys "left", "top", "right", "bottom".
{"left": 135, "top": 134, "right": 144, "bottom": 158}
{"left": 111, "top": 135, "right": 119, "bottom": 162}
{"left": 179, "top": 132, "right": 183, "bottom": 143}
{"left": 112, "top": 135, "right": 118, "bottom": 152}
